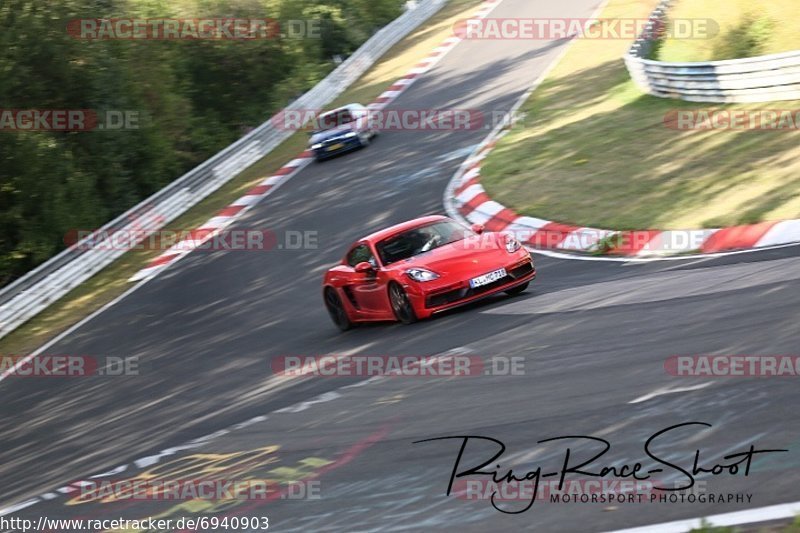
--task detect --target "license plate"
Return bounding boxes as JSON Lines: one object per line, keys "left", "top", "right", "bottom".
{"left": 469, "top": 267, "right": 507, "bottom": 288}
{"left": 327, "top": 143, "right": 344, "bottom": 151}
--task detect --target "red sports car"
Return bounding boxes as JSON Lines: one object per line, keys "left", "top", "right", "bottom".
{"left": 323, "top": 215, "right": 535, "bottom": 330}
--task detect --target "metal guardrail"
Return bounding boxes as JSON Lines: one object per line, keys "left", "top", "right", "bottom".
{"left": 625, "top": 0, "right": 800, "bottom": 103}
{"left": 0, "top": 0, "right": 447, "bottom": 340}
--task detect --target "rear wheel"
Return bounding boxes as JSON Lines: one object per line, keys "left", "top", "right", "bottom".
{"left": 389, "top": 283, "right": 417, "bottom": 325}
{"left": 505, "top": 281, "right": 529, "bottom": 296}
{"left": 324, "top": 287, "right": 352, "bottom": 331}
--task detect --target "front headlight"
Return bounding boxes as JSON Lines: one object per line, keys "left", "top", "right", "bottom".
{"left": 311, "top": 143, "right": 323, "bottom": 150}
{"left": 505, "top": 235, "right": 522, "bottom": 253}
{"left": 406, "top": 268, "right": 440, "bottom": 282}
{"left": 344, "top": 131, "right": 358, "bottom": 138}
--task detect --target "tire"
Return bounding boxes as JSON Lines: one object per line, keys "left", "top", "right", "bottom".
{"left": 359, "top": 132, "right": 371, "bottom": 147}
{"left": 389, "top": 283, "right": 417, "bottom": 325}
{"left": 324, "top": 287, "right": 352, "bottom": 331}
{"left": 505, "top": 281, "right": 530, "bottom": 296}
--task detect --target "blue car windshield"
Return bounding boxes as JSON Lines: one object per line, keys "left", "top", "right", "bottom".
{"left": 376, "top": 221, "right": 473, "bottom": 265}
{"left": 317, "top": 110, "right": 354, "bottom": 131}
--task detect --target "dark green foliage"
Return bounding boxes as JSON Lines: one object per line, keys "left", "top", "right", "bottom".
{"left": 0, "top": 0, "right": 403, "bottom": 285}
{"left": 712, "top": 12, "right": 775, "bottom": 60}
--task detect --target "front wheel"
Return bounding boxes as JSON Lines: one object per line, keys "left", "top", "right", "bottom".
{"left": 389, "top": 283, "right": 417, "bottom": 325}
{"left": 505, "top": 282, "right": 530, "bottom": 296}
{"left": 324, "top": 288, "right": 352, "bottom": 331}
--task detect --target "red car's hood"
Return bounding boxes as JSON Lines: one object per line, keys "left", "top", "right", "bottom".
{"left": 389, "top": 234, "right": 510, "bottom": 277}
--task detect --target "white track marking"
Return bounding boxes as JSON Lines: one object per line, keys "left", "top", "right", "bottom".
{"left": 606, "top": 500, "right": 800, "bottom": 533}
{"left": 629, "top": 383, "right": 712, "bottom": 404}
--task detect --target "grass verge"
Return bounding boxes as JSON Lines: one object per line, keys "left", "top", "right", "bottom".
{"left": 0, "top": 0, "right": 483, "bottom": 356}
{"left": 658, "top": 0, "right": 800, "bottom": 62}
{"left": 479, "top": 0, "right": 800, "bottom": 233}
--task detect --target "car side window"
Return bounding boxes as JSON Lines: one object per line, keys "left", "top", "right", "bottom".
{"left": 347, "top": 244, "right": 376, "bottom": 267}
{"left": 339, "top": 111, "right": 353, "bottom": 125}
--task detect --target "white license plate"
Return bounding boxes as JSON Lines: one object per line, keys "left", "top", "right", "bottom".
{"left": 327, "top": 143, "right": 345, "bottom": 151}
{"left": 469, "top": 267, "right": 507, "bottom": 288}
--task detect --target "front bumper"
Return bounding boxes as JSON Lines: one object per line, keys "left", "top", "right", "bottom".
{"left": 312, "top": 137, "right": 362, "bottom": 160}
{"left": 406, "top": 257, "right": 536, "bottom": 317}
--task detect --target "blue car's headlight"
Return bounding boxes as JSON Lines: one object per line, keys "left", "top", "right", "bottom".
{"left": 406, "top": 268, "right": 440, "bottom": 282}
{"left": 311, "top": 143, "right": 323, "bottom": 150}
{"left": 344, "top": 131, "right": 358, "bottom": 138}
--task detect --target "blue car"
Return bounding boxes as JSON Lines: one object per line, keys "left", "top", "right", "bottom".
{"left": 309, "top": 104, "right": 377, "bottom": 161}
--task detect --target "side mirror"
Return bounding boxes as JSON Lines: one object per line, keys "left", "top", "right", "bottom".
{"left": 354, "top": 261, "right": 374, "bottom": 273}
{"left": 471, "top": 223, "right": 485, "bottom": 235}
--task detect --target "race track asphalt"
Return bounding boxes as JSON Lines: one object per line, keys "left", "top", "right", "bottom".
{"left": 2, "top": 0, "right": 799, "bottom": 531}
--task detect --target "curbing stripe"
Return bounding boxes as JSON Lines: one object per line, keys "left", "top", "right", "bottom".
{"left": 607, "top": 230, "right": 662, "bottom": 256}
{"left": 461, "top": 194, "right": 492, "bottom": 215}
{"left": 147, "top": 253, "right": 181, "bottom": 268}
{"left": 230, "top": 195, "right": 262, "bottom": 207}
{"left": 272, "top": 165, "right": 298, "bottom": 176}
{"left": 466, "top": 200, "right": 506, "bottom": 225}
{"left": 561, "top": 227, "right": 615, "bottom": 252}
{"left": 245, "top": 184, "right": 272, "bottom": 196}
{"left": 757, "top": 219, "right": 800, "bottom": 247}
{"left": 530, "top": 222, "right": 582, "bottom": 249}
{"left": 216, "top": 205, "right": 246, "bottom": 217}
{"left": 483, "top": 208, "right": 519, "bottom": 232}
{"left": 456, "top": 183, "right": 485, "bottom": 203}
{"left": 701, "top": 221, "right": 779, "bottom": 253}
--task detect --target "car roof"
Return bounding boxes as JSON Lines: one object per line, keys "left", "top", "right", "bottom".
{"left": 321, "top": 104, "right": 363, "bottom": 116}
{"left": 361, "top": 215, "right": 450, "bottom": 244}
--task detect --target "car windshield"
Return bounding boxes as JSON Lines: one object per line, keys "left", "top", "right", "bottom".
{"left": 317, "top": 109, "right": 354, "bottom": 131}
{"left": 376, "top": 221, "right": 472, "bottom": 265}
